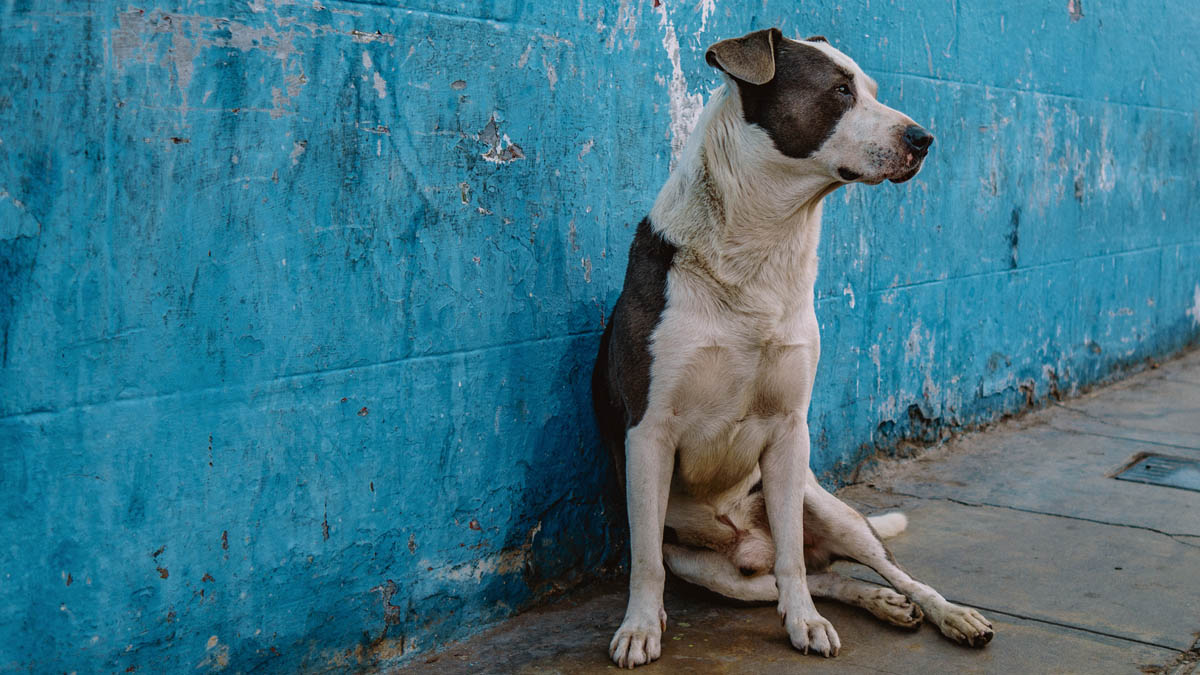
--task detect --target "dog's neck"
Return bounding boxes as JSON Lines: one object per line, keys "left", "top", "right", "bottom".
{"left": 650, "top": 84, "right": 840, "bottom": 297}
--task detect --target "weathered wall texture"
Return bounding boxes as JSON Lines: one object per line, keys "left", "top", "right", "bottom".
{"left": 1, "top": 0, "right": 1198, "bottom": 670}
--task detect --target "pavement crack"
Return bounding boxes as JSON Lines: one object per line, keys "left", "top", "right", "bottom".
{"left": 1143, "top": 633, "right": 1200, "bottom": 674}
{"left": 1045, "top": 423, "right": 1200, "bottom": 452}
{"left": 1049, "top": 401, "right": 1170, "bottom": 429}
{"left": 876, "top": 489, "right": 1200, "bottom": 541}
{"left": 950, "top": 602, "right": 1184, "bottom": 653}
{"left": 840, "top": 575, "right": 1185, "bottom": 652}
{"left": 1050, "top": 402, "right": 1200, "bottom": 447}
{"left": 1160, "top": 376, "right": 1200, "bottom": 389}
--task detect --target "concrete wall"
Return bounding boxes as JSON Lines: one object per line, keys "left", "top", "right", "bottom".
{"left": 1, "top": 0, "right": 1197, "bottom": 670}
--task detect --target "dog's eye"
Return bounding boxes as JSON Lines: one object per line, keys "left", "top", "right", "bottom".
{"left": 835, "top": 83, "right": 853, "bottom": 96}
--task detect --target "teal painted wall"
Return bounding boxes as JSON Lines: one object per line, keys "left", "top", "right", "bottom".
{"left": 1, "top": 0, "right": 1198, "bottom": 670}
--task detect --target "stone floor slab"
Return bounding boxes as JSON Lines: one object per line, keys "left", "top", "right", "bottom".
{"left": 838, "top": 496, "right": 1200, "bottom": 651}
{"left": 402, "top": 579, "right": 1175, "bottom": 674}
{"left": 856, "top": 424, "right": 1200, "bottom": 536}
{"left": 1047, "top": 352, "right": 1200, "bottom": 450}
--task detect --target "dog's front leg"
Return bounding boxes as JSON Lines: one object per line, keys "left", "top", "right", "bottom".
{"left": 610, "top": 420, "right": 674, "bottom": 668}
{"left": 761, "top": 412, "right": 840, "bottom": 657}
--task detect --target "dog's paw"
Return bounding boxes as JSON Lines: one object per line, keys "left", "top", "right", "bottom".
{"left": 609, "top": 607, "right": 667, "bottom": 668}
{"left": 863, "top": 588, "right": 923, "bottom": 629}
{"left": 935, "top": 604, "right": 994, "bottom": 647}
{"left": 781, "top": 609, "right": 840, "bottom": 657}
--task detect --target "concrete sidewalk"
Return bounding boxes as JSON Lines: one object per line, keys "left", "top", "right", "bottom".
{"left": 402, "top": 349, "right": 1200, "bottom": 674}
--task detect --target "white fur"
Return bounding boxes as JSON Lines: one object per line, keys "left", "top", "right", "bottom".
{"left": 868, "top": 512, "right": 908, "bottom": 539}
{"left": 664, "top": 544, "right": 924, "bottom": 629}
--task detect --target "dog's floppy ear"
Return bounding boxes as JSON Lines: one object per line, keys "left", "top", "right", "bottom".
{"left": 705, "top": 27, "right": 783, "bottom": 86}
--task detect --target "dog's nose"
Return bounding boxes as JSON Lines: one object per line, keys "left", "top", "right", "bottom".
{"left": 903, "top": 125, "right": 934, "bottom": 155}
{"left": 738, "top": 566, "right": 757, "bottom": 577}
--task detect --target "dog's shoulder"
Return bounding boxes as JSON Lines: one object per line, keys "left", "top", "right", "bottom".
{"left": 619, "top": 217, "right": 678, "bottom": 307}
{"left": 592, "top": 217, "right": 677, "bottom": 489}
{"left": 594, "top": 217, "right": 677, "bottom": 431}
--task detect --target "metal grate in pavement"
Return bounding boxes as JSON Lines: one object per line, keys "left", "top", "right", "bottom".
{"left": 1114, "top": 453, "right": 1200, "bottom": 493}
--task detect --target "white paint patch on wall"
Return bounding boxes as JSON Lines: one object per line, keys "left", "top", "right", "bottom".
{"left": 542, "top": 53, "right": 558, "bottom": 90}
{"left": 905, "top": 318, "right": 925, "bottom": 360}
{"left": 655, "top": 2, "right": 705, "bottom": 167}
{"left": 1097, "top": 119, "right": 1117, "bottom": 192}
{"left": 373, "top": 71, "right": 387, "bottom": 98}
{"left": 1188, "top": 284, "right": 1200, "bottom": 327}
{"left": 516, "top": 43, "right": 534, "bottom": 68}
{"left": 698, "top": 0, "right": 717, "bottom": 32}
{"left": 435, "top": 549, "right": 528, "bottom": 583}
{"left": 290, "top": 140, "right": 307, "bottom": 166}
{"left": 111, "top": 9, "right": 308, "bottom": 117}
{"left": 603, "top": 0, "right": 640, "bottom": 51}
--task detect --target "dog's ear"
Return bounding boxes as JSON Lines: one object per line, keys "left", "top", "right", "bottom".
{"left": 705, "top": 27, "right": 783, "bottom": 86}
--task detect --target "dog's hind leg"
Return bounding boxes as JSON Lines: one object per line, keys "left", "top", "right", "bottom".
{"left": 807, "top": 572, "right": 923, "bottom": 628}
{"left": 802, "top": 474, "right": 995, "bottom": 647}
{"left": 664, "top": 543, "right": 778, "bottom": 601}
{"left": 664, "top": 544, "right": 921, "bottom": 628}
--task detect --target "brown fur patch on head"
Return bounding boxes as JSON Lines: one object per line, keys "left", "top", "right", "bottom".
{"left": 733, "top": 38, "right": 856, "bottom": 159}
{"left": 705, "top": 27, "right": 783, "bottom": 86}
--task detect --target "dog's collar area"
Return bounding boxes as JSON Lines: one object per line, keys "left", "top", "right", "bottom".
{"left": 837, "top": 167, "right": 862, "bottom": 181}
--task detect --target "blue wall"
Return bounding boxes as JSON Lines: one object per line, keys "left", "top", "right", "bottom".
{"left": 2, "top": 0, "right": 1198, "bottom": 670}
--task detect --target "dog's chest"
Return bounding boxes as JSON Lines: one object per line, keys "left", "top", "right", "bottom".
{"left": 655, "top": 300, "right": 818, "bottom": 495}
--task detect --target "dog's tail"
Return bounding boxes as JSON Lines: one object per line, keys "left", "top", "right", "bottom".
{"left": 867, "top": 512, "right": 908, "bottom": 539}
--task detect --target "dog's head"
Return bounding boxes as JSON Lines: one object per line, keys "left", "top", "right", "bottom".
{"left": 706, "top": 28, "right": 932, "bottom": 185}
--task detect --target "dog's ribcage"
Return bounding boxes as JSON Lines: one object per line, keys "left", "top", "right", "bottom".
{"left": 645, "top": 254, "right": 820, "bottom": 499}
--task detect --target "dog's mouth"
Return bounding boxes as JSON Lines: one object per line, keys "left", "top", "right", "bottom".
{"left": 888, "top": 160, "right": 924, "bottom": 184}
{"left": 887, "top": 146, "right": 929, "bottom": 183}
{"left": 837, "top": 168, "right": 886, "bottom": 186}
{"left": 839, "top": 154, "right": 925, "bottom": 185}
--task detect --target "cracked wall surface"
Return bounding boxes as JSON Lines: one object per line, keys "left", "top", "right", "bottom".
{"left": 1, "top": 0, "right": 1199, "bottom": 670}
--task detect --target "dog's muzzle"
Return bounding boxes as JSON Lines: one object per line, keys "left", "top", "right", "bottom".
{"left": 902, "top": 125, "right": 934, "bottom": 157}
{"left": 887, "top": 125, "right": 933, "bottom": 183}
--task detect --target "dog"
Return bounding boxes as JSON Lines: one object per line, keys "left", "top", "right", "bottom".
{"left": 591, "top": 28, "right": 994, "bottom": 668}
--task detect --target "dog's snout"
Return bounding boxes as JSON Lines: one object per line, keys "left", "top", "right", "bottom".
{"left": 903, "top": 125, "right": 934, "bottom": 154}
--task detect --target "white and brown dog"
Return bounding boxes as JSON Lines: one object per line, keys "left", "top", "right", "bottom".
{"left": 592, "top": 28, "right": 994, "bottom": 668}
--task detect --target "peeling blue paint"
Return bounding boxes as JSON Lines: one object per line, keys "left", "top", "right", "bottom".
{"left": 1, "top": 0, "right": 1198, "bottom": 671}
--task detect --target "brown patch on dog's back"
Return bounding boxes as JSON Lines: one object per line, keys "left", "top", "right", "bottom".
{"left": 592, "top": 217, "right": 677, "bottom": 489}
